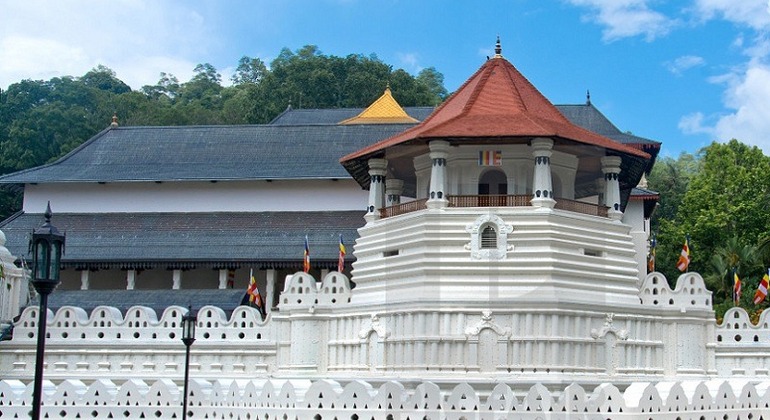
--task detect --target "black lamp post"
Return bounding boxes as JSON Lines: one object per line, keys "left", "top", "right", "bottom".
{"left": 29, "top": 202, "right": 65, "bottom": 420}
{"left": 181, "top": 305, "right": 196, "bottom": 420}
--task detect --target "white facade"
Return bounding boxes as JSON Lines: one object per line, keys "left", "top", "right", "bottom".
{"left": 23, "top": 179, "right": 367, "bottom": 213}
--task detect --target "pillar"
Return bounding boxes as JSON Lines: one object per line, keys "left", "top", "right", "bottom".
{"left": 126, "top": 270, "right": 136, "bottom": 290}
{"left": 531, "top": 138, "right": 555, "bottom": 208}
{"left": 365, "top": 158, "right": 388, "bottom": 222}
{"left": 321, "top": 268, "right": 329, "bottom": 280}
{"left": 218, "top": 269, "right": 228, "bottom": 289}
{"left": 426, "top": 140, "right": 450, "bottom": 209}
{"left": 265, "top": 268, "right": 276, "bottom": 314}
{"left": 601, "top": 155, "right": 623, "bottom": 220}
{"left": 80, "top": 270, "right": 90, "bottom": 290}
{"left": 172, "top": 269, "right": 182, "bottom": 290}
{"left": 385, "top": 179, "right": 404, "bottom": 207}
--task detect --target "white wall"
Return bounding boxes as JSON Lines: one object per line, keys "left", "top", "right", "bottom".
{"left": 23, "top": 179, "right": 368, "bottom": 213}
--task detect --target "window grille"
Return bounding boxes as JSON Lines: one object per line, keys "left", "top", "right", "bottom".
{"left": 481, "top": 225, "right": 497, "bottom": 249}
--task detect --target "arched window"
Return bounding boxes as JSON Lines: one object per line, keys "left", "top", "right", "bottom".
{"left": 481, "top": 225, "right": 497, "bottom": 249}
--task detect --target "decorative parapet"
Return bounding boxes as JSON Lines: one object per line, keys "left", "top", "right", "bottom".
{"left": 0, "top": 378, "right": 767, "bottom": 418}
{"left": 10, "top": 304, "right": 269, "bottom": 344}
{"left": 640, "top": 271, "right": 712, "bottom": 310}
{"left": 716, "top": 307, "right": 770, "bottom": 344}
{"left": 279, "top": 271, "right": 352, "bottom": 312}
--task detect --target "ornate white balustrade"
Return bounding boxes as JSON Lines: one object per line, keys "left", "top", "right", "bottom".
{"left": 0, "top": 378, "right": 768, "bottom": 419}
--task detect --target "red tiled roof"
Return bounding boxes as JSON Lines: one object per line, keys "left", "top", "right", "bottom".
{"left": 341, "top": 56, "right": 649, "bottom": 163}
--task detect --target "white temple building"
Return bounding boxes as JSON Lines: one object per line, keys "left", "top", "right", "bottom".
{"left": 0, "top": 41, "right": 769, "bottom": 419}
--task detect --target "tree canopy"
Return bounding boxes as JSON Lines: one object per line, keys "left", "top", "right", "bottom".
{"left": 0, "top": 45, "right": 449, "bottom": 219}
{"left": 649, "top": 140, "right": 770, "bottom": 319}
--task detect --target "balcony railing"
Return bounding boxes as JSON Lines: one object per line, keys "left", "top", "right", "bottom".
{"left": 378, "top": 195, "right": 608, "bottom": 219}
{"left": 448, "top": 194, "right": 531, "bottom": 207}
{"left": 380, "top": 198, "right": 429, "bottom": 218}
{"left": 554, "top": 198, "right": 609, "bottom": 217}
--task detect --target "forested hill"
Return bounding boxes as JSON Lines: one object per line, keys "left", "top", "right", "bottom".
{"left": 0, "top": 45, "right": 448, "bottom": 219}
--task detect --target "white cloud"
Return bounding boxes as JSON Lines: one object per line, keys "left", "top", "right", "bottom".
{"left": 0, "top": 0, "right": 216, "bottom": 90}
{"left": 566, "top": 0, "right": 677, "bottom": 41}
{"left": 678, "top": 112, "right": 714, "bottom": 135}
{"left": 675, "top": 1, "right": 770, "bottom": 152}
{"left": 396, "top": 52, "right": 423, "bottom": 74}
{"left": 712, "top": 63, "right": 770, "bottom": 151}
{"left": 691, "top": 0, "right": 770, "bottom": 31}
{"left": 665, "top": 55, "right": 706, "bottom": 75}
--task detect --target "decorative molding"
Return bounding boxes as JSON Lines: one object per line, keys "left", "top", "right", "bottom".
{"left": 591, "top": 313, "right": 628, "bottom": 340}
{"left": 359, "top": 314, "right": 389, "bottom": 340}
{"left": 465, "top": 310, "right": 511, "bottom": 338}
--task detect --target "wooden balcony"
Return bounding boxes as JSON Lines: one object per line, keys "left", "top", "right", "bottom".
{"left": 379, "top": 195, "right": 609, "bottom": 219}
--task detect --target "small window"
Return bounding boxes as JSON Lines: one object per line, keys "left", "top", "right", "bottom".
{"left": 481, "top": 225, "right": 497, "bottom": 249}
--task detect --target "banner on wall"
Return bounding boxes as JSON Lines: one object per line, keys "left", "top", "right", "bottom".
{"left": 478, "top": 150, "right": 502, "bottom": 166}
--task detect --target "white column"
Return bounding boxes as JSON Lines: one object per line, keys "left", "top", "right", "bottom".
{"left": 365, "top": 158, "right": 388, "bottom": 222}
{"left": 126, "top": 270, "right": 136, "bottom": 290}
{"left": 172, "top": 269, "right": 182, "bottom": 290}
{"left": 321, "top": 268, "right": 329, "bottom": 281}
{"left": 601, "top": 156, "right": 623, "bottom": 220}
{"left": 426, "top": 140, "right": 450, "bottom": 209}
{"left": 80, "top": 270, "right": 90, "bottom": 290}
{"left": 530, "top": 138, "right": 555, "bottom": 208}
{"left": 265, "top": 268, "right": 276, "bottom": 314}
{"left": 385, "top": 179, "right": 404, "bottom": 207}
{"left": 218, "top": 269, "right": 228, "bottom": 289}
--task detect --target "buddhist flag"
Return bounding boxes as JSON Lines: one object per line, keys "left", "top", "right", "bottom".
{"left": 245, "top": 269, "right": 265, "bottom": 316}
{"left": 676, "top": 236, "right": 691, "bottom": 272}
{"left": 303, "top": 235, "right": 311, "bottom": 273}
{"left": 754, "top": 269, "right": 770, "bottom": 305}
{"left": 478, "top": 150, "right": 502, "bottom": 166}
{"left": 733, "top": 270, "right": 742, "bottom": 305}
{"left": 338, "top": 234, "right": 346, "bottom": 273}
{"left": 647, "top": 234, "right": 656, "bottom": 273}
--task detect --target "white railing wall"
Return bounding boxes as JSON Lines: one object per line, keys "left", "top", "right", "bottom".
{"left": 0, "top": 378, "right": 768, "bottom": 419}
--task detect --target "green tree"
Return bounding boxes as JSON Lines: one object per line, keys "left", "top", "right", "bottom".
{"left": 80, "top": 65, "right": 131, "bottom": 94}
{"left": 656, "top": 140, "right": 770, "bottom": 304}
{"left": 232, "top": 56, "right": 267, "bottom": 85}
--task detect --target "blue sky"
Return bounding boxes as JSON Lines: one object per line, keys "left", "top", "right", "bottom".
{"left": 2, "top": 1, "right": 769, "bottom": 157}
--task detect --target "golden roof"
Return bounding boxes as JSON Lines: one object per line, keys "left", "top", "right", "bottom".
{"left": 339, "top": 87, "right": 419, "bottom": 125}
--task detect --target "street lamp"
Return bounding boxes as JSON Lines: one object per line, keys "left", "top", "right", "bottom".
{"left": 29, "top": 202, "right": 65, "bottom": 420}
{"left": 181, "top": 305, "right": 196, "bottom": 420}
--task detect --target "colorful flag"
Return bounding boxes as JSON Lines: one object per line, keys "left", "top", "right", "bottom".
{"left": 676, "top": 236, "right": 690, "bottom": 272}
{"left": 303, "top": 235, "right": 311, "bottom": 273}
{"left": 478, "top": 150, "right": 502, "bottom": 166}
{"left": 245, "top": 269, "right": 265, "bottom": 316}
{"left": 647, "top": 234, "right": 656, "bottom": 273}
{"left": 754, "top": 270, "right": 769, "bottom": 305}
{"left": 733, "top": 270, "right": 742, "bottom": 305}
{"left": 338, "top": 234, "right": 346, "bottom": 273}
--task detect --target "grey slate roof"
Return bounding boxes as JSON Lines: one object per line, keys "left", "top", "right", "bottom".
{"left": 0, "top": 211, "right": 364, "bottom": 268}
{"left": 29, "top": 289, "right": 250, "bottom": 318}
{"left": 0, "top": 103, "right": 659, "bottom": 185}
{"left": 0, "top": 124, "right": 416, "bottom": 184}
{"left": 268, "top": 106, "right": 436, "bottom": 125}
{"left": 557, "top": 104, "right": 660, "bottom": 147}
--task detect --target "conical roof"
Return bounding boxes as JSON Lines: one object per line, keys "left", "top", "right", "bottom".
{"left": 339, "top": 87, "right": 419, "bottom": 125}
{"left": 341, "top": 53, "right": 649, "bottom": 164}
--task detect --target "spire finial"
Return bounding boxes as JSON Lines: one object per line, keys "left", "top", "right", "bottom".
{"left": 586, "top": 90, "right": 591, "bottom": 105}
{"left": 494, "top": 35, "right": 502, "bottom": 58}
{"left": 110, "top": 113, "right": 118, "bottom": 127}
{"left": 385, "top": 82, "right": 391, "bottom": 93}
{"left": 44, "top": 201, "right": 52, "bottom": 224}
